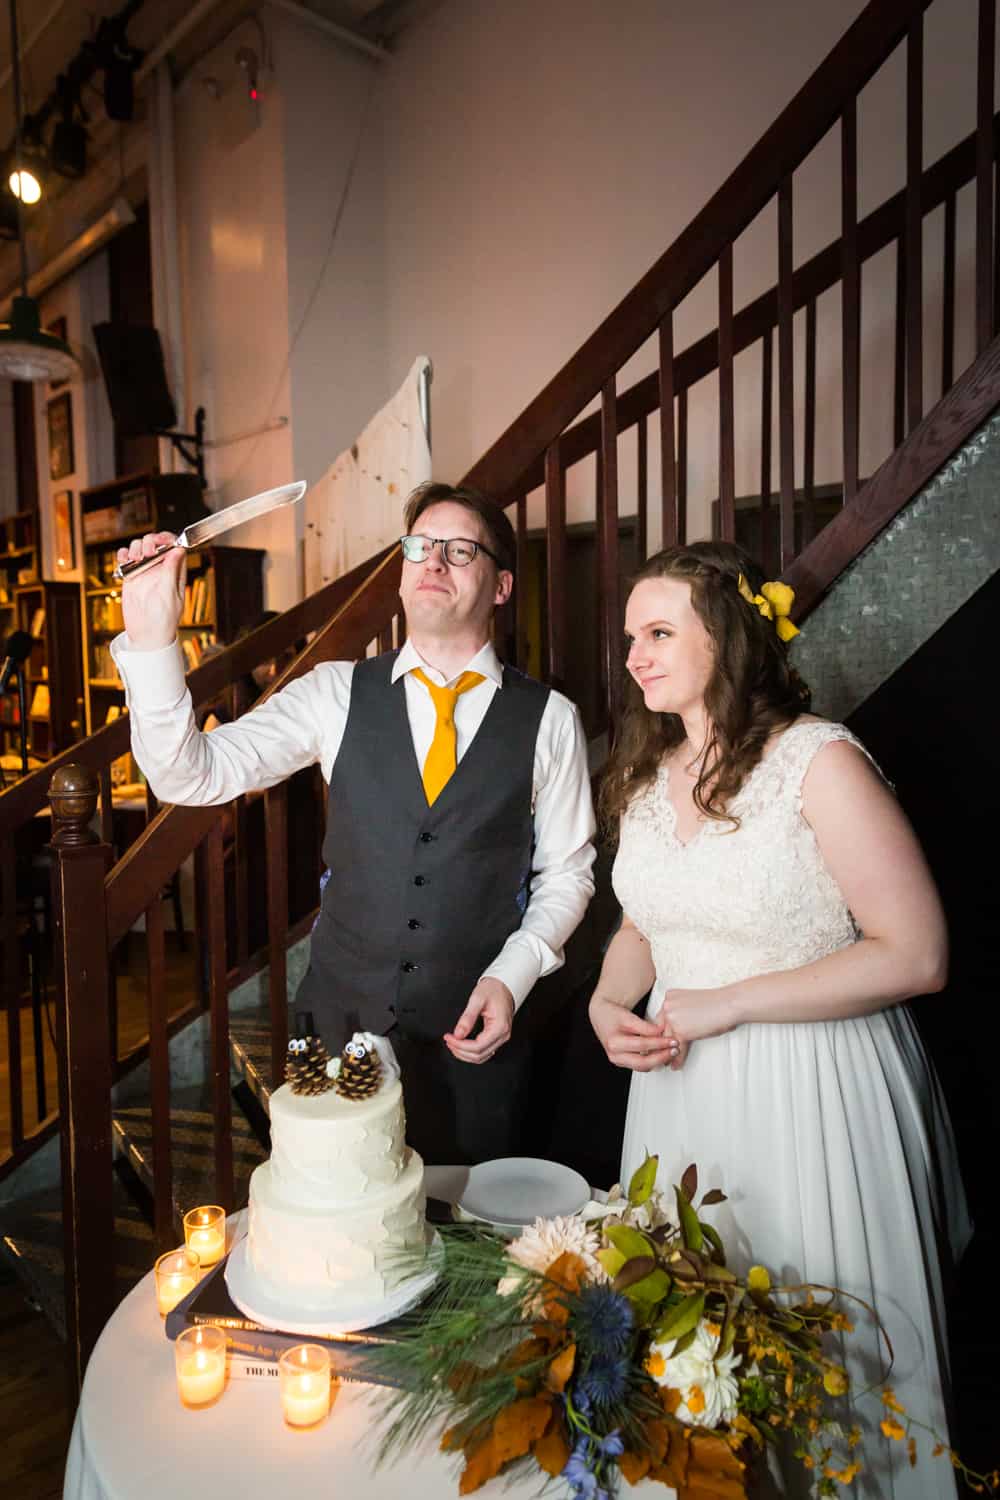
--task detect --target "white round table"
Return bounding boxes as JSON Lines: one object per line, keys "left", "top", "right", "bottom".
{"left": 64, "top": 1168, "right": 657, "bottom": 1500}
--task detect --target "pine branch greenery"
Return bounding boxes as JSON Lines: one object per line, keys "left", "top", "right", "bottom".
{"left": 365, "top": 1162, "right": 997, "bottom": 1499}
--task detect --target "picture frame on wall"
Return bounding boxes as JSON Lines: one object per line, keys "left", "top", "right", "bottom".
{"left": 48, "top": 391, "right": 75, "bottom": 480}
{"left": 47, "top": 317, "right": 70, "bottom": 391}
{"left": 53, "top": 490, "right": 76, "bottom": 572}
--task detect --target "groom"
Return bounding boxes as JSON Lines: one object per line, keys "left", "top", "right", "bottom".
{"left": 113, "top": 481, "right": 596, "bottom": 1165}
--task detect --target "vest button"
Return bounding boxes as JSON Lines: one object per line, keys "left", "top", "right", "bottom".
{"left": 419, "top": 831, "right": 435, "bottom": 844}
{"left": 407, "top": 918, "right": 421, "bottom": 930}
{"left": 414, "top": 875, "right": 427, "bottom": 886}
{"left": 401, "top": 960, "right": 418, "bottom": 973}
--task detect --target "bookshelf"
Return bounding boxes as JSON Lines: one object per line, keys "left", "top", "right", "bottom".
{"left": 10, "top": 579, "right": 86, "bottom": 760}
{"left": 83, "top": 535, "right": 264, "bottom": 734}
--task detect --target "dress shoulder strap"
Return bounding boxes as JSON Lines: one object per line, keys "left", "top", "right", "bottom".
{"left": 761, "top": 719, "right": 887, "bottom": 810}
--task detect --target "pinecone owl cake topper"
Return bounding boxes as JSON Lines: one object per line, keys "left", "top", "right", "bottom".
{"left": 285, "top": 1036, "right": 336, "bottom": 1096}
{"left": 334, "top": 1034, "right": 382, "bottom": 1100}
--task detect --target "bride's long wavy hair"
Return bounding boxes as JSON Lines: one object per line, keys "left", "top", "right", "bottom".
{"left": 599, "top": 541, "right": 811, "bottom": 836}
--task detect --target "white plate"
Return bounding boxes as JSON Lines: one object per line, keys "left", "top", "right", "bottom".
{"left": 456, "top": 1157, "right": 590, "bottom": 1229}
{"left": 224, "top": 1226, "right": 443, "bottom": 1336}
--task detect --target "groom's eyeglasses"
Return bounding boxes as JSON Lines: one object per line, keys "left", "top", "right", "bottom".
{"left": 400, "top": 534, "right": 502, "bottom": 568}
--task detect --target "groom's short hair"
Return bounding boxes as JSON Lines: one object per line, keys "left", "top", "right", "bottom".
{"left": 403, "top": 482, "right": 516, "bottom": 576}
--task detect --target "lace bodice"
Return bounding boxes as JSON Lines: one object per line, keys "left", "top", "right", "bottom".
{"left": 612, "top": 720, "right": 870, "bottom": 992}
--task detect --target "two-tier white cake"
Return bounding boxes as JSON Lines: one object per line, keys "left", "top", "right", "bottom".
{"left": 245, "top": 1035, "right": 427, "bottom": 1320}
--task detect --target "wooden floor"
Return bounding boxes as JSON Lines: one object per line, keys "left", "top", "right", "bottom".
{"left": 0, "top": 1262, "right": 72, "bottom": 1495}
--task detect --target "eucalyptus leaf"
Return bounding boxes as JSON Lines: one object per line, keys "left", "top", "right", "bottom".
{"left": 700, "top": 1188, "right": 728, "bottom": 1206}
{"left": 664, "top": 1324, "right": 698, "bottom": 1358}
{"left": 605, "top": 1224, "right": 655, "bottom": 1260}
{"left": 622, "top": 1267, "right": 672, "bottom": 1308}
{"left": 700, "top": 1221, "right": 725, "bottom": 1262}
{"left": 680, "top": 1163, "right": 698, "bottom": 1202}
{"left": 627, "top": 1154, "right": 659, "bottom": 1207}
{"left": 704, "top": 1262, "right": 737, "bottom": 1283}
{"left": 674, "top": 1186, "right": 704, "bottom": 1252}
{"left": 613, "top": 1256, "right": 657, "bottom": 1292}
{"left": 596, "top": 1246, "right": 626, "bottom": 1279}
{"left": 652, "top": 1288, "right": 705, "bottom": 1343}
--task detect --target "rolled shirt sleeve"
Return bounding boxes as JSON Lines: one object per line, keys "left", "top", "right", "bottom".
{"left": 110, "top": 633, "right": 353, "bottom": 803}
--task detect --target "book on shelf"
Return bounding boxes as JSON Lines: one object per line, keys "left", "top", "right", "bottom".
{"left": 164, "top": 1254, "right": 410, "bottom": 1387}
{"left": 29, "top": 607, "right": 45, "bottom": 638}
{"left": 29, "top": 684, "right": 50, "bottom": 719}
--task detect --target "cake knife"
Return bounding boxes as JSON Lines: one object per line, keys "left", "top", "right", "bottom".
{"left": 113, "top": 480, "right": 307, "bottom": 581}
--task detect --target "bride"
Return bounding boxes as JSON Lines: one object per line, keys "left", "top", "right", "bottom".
{"left": 589, "top": 541, "right": 971, "bottom": 1498}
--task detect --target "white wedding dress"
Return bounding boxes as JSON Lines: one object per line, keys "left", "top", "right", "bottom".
{"left": 614, "top": 719, "right": 971, "bottom": 1499}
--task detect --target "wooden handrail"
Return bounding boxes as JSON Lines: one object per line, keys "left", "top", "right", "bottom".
{"left": 507, "top": 109, "right": 1000, "bottom": 498}
{"left": 464, "top": 0, "right": 933, "bottom": 501}
{"left": 0, "top": 547, "right": 387, "bottom": 835}
{"left": 104, "top": 549, "right": 403, "bottom": 944}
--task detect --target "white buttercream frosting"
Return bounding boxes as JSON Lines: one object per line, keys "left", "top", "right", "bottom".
{"left": 246, "top": 1069, "right": 426, "bottom": 1316}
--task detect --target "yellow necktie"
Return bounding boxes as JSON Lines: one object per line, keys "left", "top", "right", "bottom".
{"left": 411, "top": 668, "right": 486, "bottom": 804}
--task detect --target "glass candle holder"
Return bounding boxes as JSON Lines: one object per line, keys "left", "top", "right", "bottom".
{"left": 183, "top": 1205, "right": 226, "bottom": 1267}
{"left": 154, "top": 1247, "right": 200, "bottom": 1316}
{"left": 279, "top": 1344, "right": 334, "bottom": 1428}
{"left": 175, "top": 1325, "right": 227, "bottom": 1408}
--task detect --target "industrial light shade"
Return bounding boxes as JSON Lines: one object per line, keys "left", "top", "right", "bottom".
{"left": 0, "top": 295, "right": 76, "bottom": 380}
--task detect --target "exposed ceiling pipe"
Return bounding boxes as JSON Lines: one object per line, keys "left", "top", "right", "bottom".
{"left": 0, "top": 195, "right": 135, "bottom": 314}
{"left": 134, "top": 0, "right": 229, "bottom": 85}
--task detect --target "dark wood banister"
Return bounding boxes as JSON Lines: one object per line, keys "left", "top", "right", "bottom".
{"left": 465, "top": 0, "right": 933, "bottom": 504}
{"left": 508, "top": 111, "right": 1000, "bottom": 501}
{"left": 0, "top": 547, "right": 388, "bottom": 834}
{"left": 104, "top": 549, "right": 402, "bottom": 943}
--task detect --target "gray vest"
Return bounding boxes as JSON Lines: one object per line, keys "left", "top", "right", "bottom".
{"left": 296, "top": 651, "right": 550, "bottom": 1043}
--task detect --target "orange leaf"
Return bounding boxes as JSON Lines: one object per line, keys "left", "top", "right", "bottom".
{"left": 620, "top": 1450, "right": 652, "bottom": 1485}
{"left": 661, "top": 1386, "right": 683, "bottom": 1416}
{"left": 448, "top": 1360, "right": 487, "bottom": 1397}
{"left": 533, "top": 1417, "right": 572, "bottom": 1477}
{"left": 546, "top": 1343, "right": 577, "bottom": 1394}
{"left": 494, "top": 1397, "right": 553, "bottom": 1460}
{"left": 545, "top": 1250, "right": 588, "bottom": 1293}
{"left": 441, "top": 1424, "right": 463, "bottom": 1452}
{"left": 459, "top": 1435, "right": 500, "bottom": 1495}
{"left": 541, "top": 1251, "right": 587, "bottom": 1325}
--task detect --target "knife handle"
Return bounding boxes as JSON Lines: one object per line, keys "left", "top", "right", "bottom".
{"left": 113, "top": 540, "right": 185, "bottom": 583}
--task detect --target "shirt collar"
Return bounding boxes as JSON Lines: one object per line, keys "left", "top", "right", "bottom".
{"left": 392, "top": 637, "right": 503, "bottom": 689}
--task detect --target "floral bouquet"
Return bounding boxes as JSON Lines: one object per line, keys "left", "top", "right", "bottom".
{"left": 369, "top": 1158, "right": 994, "bottom": 1498}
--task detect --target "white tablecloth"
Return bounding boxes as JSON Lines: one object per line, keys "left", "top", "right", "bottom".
{"left": 64, "top": 1168, "right": 656, "bottom": 1500}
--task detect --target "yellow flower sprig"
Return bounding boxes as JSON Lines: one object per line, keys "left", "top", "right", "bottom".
{"left": 736, "top": 573, "right": 800, "bottom": 641}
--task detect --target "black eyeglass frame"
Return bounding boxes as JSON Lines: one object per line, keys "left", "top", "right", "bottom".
{"left": 399, "top": 533, "right": 506, "bottom": 569}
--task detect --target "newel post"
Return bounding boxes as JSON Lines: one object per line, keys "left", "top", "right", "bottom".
{"left": 48, "top": 764, "right": 115, "bottom": 1392}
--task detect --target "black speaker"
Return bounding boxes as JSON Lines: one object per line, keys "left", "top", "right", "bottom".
{"left": 93, "top": 322, "right": 177, "bottom": 437}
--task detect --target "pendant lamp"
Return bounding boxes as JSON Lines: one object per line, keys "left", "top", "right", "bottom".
{"left": 0, "top": 0, "right": 76, "bottom": 382}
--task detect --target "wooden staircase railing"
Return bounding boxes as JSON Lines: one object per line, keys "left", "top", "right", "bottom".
{"left": 13, "top": 0, "right": 1000, "bottom": 1387}
{"left": 0, "top": 547, "right": 389, "bottom": 1182}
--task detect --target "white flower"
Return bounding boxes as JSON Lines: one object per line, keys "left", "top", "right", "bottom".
{"left": 497, "top": 1215, "right": 606, "bottom": 1298}
{"left": 593, "top": 1185, "right": 679, "bottom": 1236}
{"left": 647, "top": 1318, "right": 741, "bottom": 1429}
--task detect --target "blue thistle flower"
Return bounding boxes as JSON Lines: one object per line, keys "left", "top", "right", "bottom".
{"left": 578, "top": 1355, "right": 630, "bottom": 1410}
{"left": 571, "top": 1286, "right": 634, "bottom": 1357}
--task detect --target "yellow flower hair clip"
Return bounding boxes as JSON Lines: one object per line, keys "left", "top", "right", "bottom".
{"left": 736, "top": 573, "right": 800, "bottom": 642}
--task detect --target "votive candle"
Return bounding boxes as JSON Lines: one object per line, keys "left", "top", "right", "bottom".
{"left": 175, "top": 1325, "right": 227, "bottom": 1408}
{"left": 183, "top": 1205, "right": 226, "bottom": 1266}
{"left": 279, "top": 1344, "right": 334, "bottom": 1428}
{"left": 154, "top": 1247, "right": 200, "bottom": 1316}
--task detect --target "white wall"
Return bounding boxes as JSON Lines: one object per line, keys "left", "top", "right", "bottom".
{"left": 374, "top": 0, "right": 989, "bottom": 544}
{"left": 0, "top": 382, "right": 15, "bottom": 519}
{"left": 173, "top": 16, "right": 297, "bottom": 608}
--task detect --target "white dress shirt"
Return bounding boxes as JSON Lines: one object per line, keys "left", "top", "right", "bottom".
{"left": 110, "top": 634, "right": 597, "bottom": 1009}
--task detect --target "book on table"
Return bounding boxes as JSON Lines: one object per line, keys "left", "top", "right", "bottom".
{"left": 164, "top": 1255, "right": 414, "bottom": 1387}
